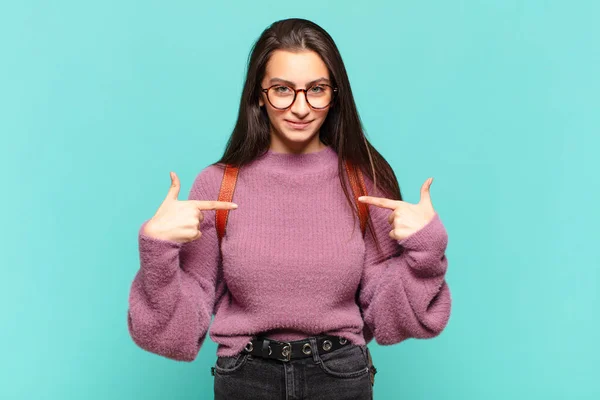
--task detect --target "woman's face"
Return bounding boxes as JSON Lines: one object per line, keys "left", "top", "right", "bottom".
{"left": 259, "top": 49, "right": 332, "bottom": 153}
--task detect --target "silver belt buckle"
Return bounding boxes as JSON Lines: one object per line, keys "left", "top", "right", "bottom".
{"left": 279, "top": 342, "right": 292, "bottom": 362}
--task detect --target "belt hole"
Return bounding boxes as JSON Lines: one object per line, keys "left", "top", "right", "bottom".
{"left": 302, "top": 343, "right": 312, "bottom": 355}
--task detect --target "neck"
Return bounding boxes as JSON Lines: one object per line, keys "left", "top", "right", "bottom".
{"left": 268, "top": 131, "right": 327, "bottom": 155}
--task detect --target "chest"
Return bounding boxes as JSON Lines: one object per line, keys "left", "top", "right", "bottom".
{"left": 218, "top": 172, "right": 367, "bottom": 297}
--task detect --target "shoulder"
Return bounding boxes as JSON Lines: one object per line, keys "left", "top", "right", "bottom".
{"left": 360, "top": 168, "right": 394, "bottom": 199}
{"left": 189, "top": 163, "right": 227, "bottom": 200}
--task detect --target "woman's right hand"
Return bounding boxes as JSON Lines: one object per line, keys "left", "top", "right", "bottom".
{"left": 143, "top": 171, "right": 238, "bottom": 244}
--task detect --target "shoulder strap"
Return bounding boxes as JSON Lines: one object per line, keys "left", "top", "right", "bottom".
{"left": 215, "top": 164, "right": 240, "bottom": 246}
{"left": 215, "top": 160, "right": 369, "bottom": 244}
{"left": 344, "top": 160, "right": 370, "bottom": 236}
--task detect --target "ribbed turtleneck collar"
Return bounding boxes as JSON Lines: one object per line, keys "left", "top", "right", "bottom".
{"left": 250, "top": 145, "right": 338, "bottom": 175}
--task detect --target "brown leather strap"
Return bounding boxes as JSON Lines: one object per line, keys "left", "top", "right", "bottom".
{"left": 215, "top": 160, "right": 369, "bottom": 243}
{"left": 344, "top": 159, "right": 369, "bottom": 236}
{"left": 215, "top": 164, "right": 239, "bottom": 245}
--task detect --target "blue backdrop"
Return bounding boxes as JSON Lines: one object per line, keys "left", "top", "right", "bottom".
{"left": 1, "top": 1, "right": 598, "bottom": 399}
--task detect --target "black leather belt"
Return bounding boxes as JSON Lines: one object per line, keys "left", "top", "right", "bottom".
{"left": 242, "top": 335, "right": 349, "bottom": 362}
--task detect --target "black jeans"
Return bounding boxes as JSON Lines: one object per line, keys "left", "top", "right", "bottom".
{"left": 212, "top": 336, "right": 373, "bottom": 399}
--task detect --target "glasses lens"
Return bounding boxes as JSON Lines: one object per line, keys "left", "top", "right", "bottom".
{"left": 306, "top": 85, "right": 333, "bottom": 108}
{"left": 268, "top": 86, "right": 296, "bottom": 109}
{"left": 267, "top": 85, "right": 334, "bottom": 109}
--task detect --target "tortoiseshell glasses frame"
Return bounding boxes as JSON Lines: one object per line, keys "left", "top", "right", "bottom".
{"left": 260, "top": 84, "right": 338, "bottom": 110}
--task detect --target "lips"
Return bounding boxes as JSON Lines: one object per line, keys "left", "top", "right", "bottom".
{"left": 285, "top": 119, "right": 313, "bottom": 129}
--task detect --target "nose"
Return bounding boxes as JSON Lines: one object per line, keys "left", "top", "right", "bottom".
{"left": 290, "top": 90, "right": 310, "bottom": 118}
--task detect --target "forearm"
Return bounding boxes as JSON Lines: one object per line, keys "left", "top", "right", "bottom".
{"left": 127, "top": 224, "right": 213, "bottom": 362}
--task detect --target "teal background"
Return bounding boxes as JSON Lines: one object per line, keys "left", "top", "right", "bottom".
{"left": 1, "top": 0, "right": 598, "bottom": 399}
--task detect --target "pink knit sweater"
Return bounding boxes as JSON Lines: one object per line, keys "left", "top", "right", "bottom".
{"left": 127, "top": 146, "right": 451, "bottom": 361}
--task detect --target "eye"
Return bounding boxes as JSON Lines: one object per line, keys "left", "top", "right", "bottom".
{"left": 309, "top": 85, "right": 325, "bottom": 93}
{"left": 274, "top": 85, "right": 291, "bottom": 93}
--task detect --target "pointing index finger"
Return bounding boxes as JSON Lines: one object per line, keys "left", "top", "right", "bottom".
{"left": 191, "top": 200, "right": 239, "bottom": 210}
{"left": 357, "top": 196, "right": 398, "bottom": 210}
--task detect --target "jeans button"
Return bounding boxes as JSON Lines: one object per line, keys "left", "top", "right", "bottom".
{"left": 322, "top": 340, "right": 332, "bottom": 351}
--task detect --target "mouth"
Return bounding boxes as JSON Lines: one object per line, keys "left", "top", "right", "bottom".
{"left": 285, "top": 119, "right": 313, "bottom": 130}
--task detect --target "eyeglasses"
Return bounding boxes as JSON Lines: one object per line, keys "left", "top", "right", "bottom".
{"left": 261, "top": 84, "right": 338, "bottom": 110}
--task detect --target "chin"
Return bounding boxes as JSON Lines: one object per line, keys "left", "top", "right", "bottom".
{"left": 282, "top": 128, "right": 317, "bottom": 142}
{"left": 271, "top": 117, "right": 326, "bottom": 145}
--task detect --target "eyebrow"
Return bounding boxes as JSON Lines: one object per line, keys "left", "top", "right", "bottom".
{"left": 268, "top": 77, "right": 331, "bottom": 87}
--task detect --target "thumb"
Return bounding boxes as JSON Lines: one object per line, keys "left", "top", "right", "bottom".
{"left": 419, "top": 177, "right": 433, "bottom": 206}
{"left": 164, "top": 171, "right": 180, "bottom": 202}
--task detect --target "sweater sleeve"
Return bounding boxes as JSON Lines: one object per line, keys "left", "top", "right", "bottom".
{"left": 127, "top": 167, "right": 224, "bottom": 362}
{"left": 357, "top": 176, "right": 452, "bottom": 345}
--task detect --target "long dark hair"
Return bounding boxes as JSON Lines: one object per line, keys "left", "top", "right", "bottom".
{"left": 213, "top": 18, "right": 403, "bottom": 255}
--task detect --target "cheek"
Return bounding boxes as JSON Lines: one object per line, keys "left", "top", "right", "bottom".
{"left": 313, "top": 110, "right": 330, "bottom": 124}
{"left": 266, "top": 108, "right": 285, "bottom": 123}
{"left": 262, "top": 108, "right": 286, "bottom": 129}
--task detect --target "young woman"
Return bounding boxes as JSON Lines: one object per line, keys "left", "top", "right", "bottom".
{"left": 128, "top": 18, "right": 451, "bottom": 400}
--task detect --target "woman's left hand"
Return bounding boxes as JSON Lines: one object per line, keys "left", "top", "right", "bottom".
{"left": 358, "top": 177, "right": 437, "bottom": 241}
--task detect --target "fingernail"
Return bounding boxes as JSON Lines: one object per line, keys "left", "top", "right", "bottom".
{"left": 232, "top": 203, "right": 238, "bottom": 208}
